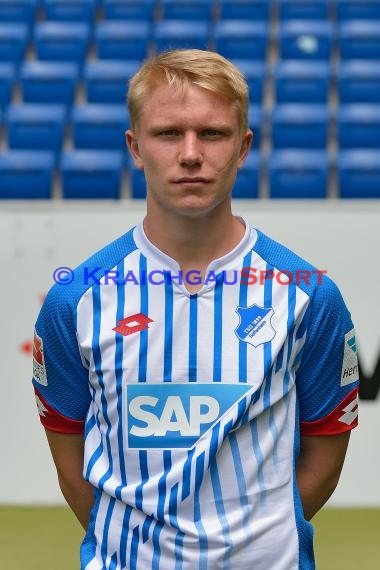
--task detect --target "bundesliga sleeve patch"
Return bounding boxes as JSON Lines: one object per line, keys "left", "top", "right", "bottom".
{"left": 33, "top": 331, "right": 48, "bottom": 387}
{"left": 341, "top": 329, "right": 359, "bottom": 386}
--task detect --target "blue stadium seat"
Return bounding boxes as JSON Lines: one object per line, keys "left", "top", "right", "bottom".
{"left": 230, "top": 60, "right": 266, "bottom": 104}
{"left": 337, "top": 61, "right": 380, "bottom": 103}
{"left": 61, "top": 150, "right": 124, "bottom": 199}
{"left": 160, "top": 0, "right": 213, "bottom": 21}
{"left": 213, "top": 21, "right": 268, "bottom": 60}
{"left": 0, "top": 24, "right": 28, "bottom": 65}
{"left": 271, "top": 104, "right": 329, "bottom": 149}
{"left": 279, "top": 21, "right": 333, "bottom": 61}
{"left": 129, "top": 164, "right": 147, "bottom": 199}
{"left": 338, "top": 104, "right": 380, "bottom": 148}
{"left": 72, "top": 104, "right": 129, "bottom": 149}
{"left": 0, "top": 0, "right": 37, "bottom": 28}
{"left": 339, "top": 22, "right": 380, "bottom": 60}
{"left": 153, "top": 21, "right": 210, "bottom": 52}
{"left": 268, "top": 150, "right": 329, "bottom": 198}
{"left": 0, "top": 150, "right": 54, "bottom": 199}
{"left": 35, "top": 23, "right": 90, "bottom": 64}
{"left": 5, "top": 104, "right": 66, "bottom": 155}
{"left": 103, "top": 0, "right": 156, "bottom": 21}
{"left": 232, "top": 151, "right": 260, "bottom": 198}
{"left": 41, "top": 0, "right": 97, "bottom": 23}
{"left": 84, "top": 60, "right": 140, "bottom": 103}
{"left": 274, "top": 61, "right": 330, "bottom": 104}
{"left": 219, "top": 0, "right": 270, "bottom": 21}
{"left": 337, "top": 0, "right": 380, "bottom": 21}
{"left": 95, "top": 22, "right": 151, "bottom": 61}
{"left": 20, "top": 61, "right": 79, "bottom": 105}
{"left": 0, "top": 63, "right": 16, "bottom": 109}
{"left": 279, "top": 0, "right": 329, "bottom": 20}
{"left": 338, "top": 150, "right": 380, "bottom": 198}
{"left": 248, "top": 105, "right": 264, "bottom": 149}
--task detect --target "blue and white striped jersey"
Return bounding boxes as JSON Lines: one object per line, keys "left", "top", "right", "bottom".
{"left": 33, "top": 220, "right": 359, "bottom": 570}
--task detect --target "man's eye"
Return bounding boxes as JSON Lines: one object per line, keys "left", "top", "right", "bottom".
{"left": 158, "top": 130, "right": 179, "bottom": 137}
{"left": 202, "top": 130, "right": 222, "bottom": 138}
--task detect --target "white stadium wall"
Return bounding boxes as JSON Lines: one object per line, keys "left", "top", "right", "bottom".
{"left": 0, "top": 200, "right": 379, "bottom": 506}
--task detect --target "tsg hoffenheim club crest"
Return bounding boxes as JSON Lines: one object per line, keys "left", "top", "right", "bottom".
{"left": 235, "top": 304, "right": 276, "bottom": 348}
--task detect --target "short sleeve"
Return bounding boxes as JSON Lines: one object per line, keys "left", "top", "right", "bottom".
{"left": 32, "top": 284, "right": 91, "bottom": 434}
{"left": 296, "top": 277, "right": 359, "bottom": 436}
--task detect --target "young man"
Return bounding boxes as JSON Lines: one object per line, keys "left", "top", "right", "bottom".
{"left": 33, "top": 50, "right": 359, "bottom": 570}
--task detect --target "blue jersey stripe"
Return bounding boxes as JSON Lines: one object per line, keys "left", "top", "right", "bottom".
{"left": 157, "top": 451, "right": 172, "bottom": 522}
{"left": 284, "top": 282, "right": 297, "bottom": 396}
{"left": 130, "top": 524, "right": 140, "bottom": 570}
{"left": 115, "top": 259, "right": 127, "bottom": 498}
{"left": 168, "top": 482, "right": 185, "bottom": 570}
{"left": 188, "top": 295, "right": 198, "bottom": 382}
{"left": 138, "top": 254, "right": 149, "bottom": 383}
{"left": 135, "top": 450, "right": 149, "bottom": 511}
{"left": 163, "top": 275, "right": 174, "bottom": 382}
{"left": 181, "top": 448, "right": 195, "bottom": 501}
{"left": 100, "top": 497, "right": 116, "bottom": 563}
{"left": 250, "top": 418, "right": 267, "bottom": 506}
{"left": 194, "top": 452, "right": 208, "bottom": 570}
{"left": 119, "top": 505, "right": 133, "bottom": 569}
{"left": 151, "top": 520, "right": 164, "bottom": 570}
{"left": 238, "top": 251, "right": 253, "bottom": 383}
{"left": 213, "top": 277, "right": 224, "bottom": 381}
{"left": 210, "top": 461, "right": 233, "bottom": 568}
{"left": 228, "top": 432, "right": 252, "bottom": 541}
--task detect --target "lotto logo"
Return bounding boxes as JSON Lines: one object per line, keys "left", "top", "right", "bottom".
{"left": 126, "top": 383, "right": 251, "bottom": 449}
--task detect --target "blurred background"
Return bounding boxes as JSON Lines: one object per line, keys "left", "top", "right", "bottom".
{"left": 0, "top": 0, "right": 379, "bottom": 568}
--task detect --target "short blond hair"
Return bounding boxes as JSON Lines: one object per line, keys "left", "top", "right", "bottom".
{"left": 127, "top": 49, "right": 249, "bottom": 136}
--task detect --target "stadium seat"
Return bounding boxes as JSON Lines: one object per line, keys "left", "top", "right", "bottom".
{"left": 0, "top": 0, "right": 37, "bottom": 28}
{"left": 72, "top": 104, "right": 129, "bottom": 149}
{"left": 160, "top": 0, "right": 214, "bottom": 21}
{"left": 219, "top": 0, "right": 270, "bottom": 21}
{"left": 84, "top": 60, "right": 140, "bottom": 103}
{"left": 0, "top": 63, "right": 16, "bottom": 109}
{"left": 337, "top": 0, "right": 380, "bottom": 21}
{"left": 35, "top": 23, "right": 90, "bottom": 64}
{"left": 337, "top": 61, "right": 380, "bottom": 103}
{"left": 248, "top": 105, "right": 264, "bottom": 149}
{"left": 232, "top": 151, "right": 260, "bottom": 198}
{"left": 0, "top": 150, "right": 54, "bottom": 199}
{"left": 20, "top": 61, "right": 79, "bottom": 105}
{"left": 338, "top": 104, "right": 380, "bottom": 148}
{"left": 60, "top": 150, "right": 124, "bottom": 199}
{"left": 213, "top": 21, "right": 268, "bottom": 60}
{"left": 102, "top": 0, "right": 156, "bottom": 21}
{"left": 230, "top": 60, "right": 266, "bottom": 104}
{"left": 5, "top": 104, "right": 66, "bottom": 155}
{"left": 153, "top": 21, "right": 210, "bottom": 52}
{"left": 0, "top": 24, "right": 28, "bottom": 65}
{"left": 268, "top": 150, "right": 329, "bottom": 198}
{"left": 95, "top": 22, "right": 151, "bottom": 61}
{"left": 279, "top": 21, "right": 333, "bottom": 61}
{"left": 41, "top": 0, "right": 97, "bottom": 23}
{"left": 274, "top": 61, "right": 330, "bottom": 104}
{"left": 339, "top": 22, "right": 380, "bottom": 60}
{"left": 278, "top": 0, "right": 329, "bottom": 20}
{"left": 129, "top": 164, "right": 147, "bottom": 199}
{"left": 271, "top": 104, "right": 329, "bottom": 149}
{"left": 338, "top": 150, "right": 380, "bottom": 198}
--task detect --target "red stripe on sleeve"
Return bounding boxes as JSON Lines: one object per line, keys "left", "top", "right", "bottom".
{"left": 34, "top": 387, "right": 85, "bottom": 435}
{"left": 300, "top": 388, "right": 359, "bottom": 436}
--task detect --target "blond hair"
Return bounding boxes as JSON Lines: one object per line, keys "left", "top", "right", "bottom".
{"left": 127, "top": 49, "right": 249, "bottom": 135}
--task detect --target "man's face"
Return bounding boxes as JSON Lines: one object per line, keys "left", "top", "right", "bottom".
{"left": 126, "top": 82, "right": 252, "bottom": 218}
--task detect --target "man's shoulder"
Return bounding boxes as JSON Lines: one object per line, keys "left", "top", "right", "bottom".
{"left": 41, "top": 226, "right": 138, "bottom": 317}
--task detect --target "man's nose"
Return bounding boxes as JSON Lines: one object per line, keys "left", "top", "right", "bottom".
{"left": 178, "top": 132, "right": 203, "bottom": 167}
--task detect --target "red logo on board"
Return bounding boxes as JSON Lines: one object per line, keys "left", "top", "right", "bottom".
{"left": 113, "top": 313, "right": 153, "bottom": 336}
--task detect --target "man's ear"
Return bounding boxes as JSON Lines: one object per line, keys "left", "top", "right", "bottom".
{"left": 125, "top": 129, "right": 144, "bottom": 170}
{"left": 237, "top": 129, "right": 253, "bottom": 169}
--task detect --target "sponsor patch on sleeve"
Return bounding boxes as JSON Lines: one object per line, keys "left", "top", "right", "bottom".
{"left": 33, "top": 331, "right": 48, "bottom": 387}
{"left": 341, "top": 328, "right": 359, "bottom": 387}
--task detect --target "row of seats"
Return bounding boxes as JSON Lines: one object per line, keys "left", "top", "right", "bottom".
{"left": 1, "top": 1, "right": 379, "bottom": 24}
{"left": 1, "top": 103, "right": 379, "bottom": 152}
{"left": 2, "top": 60, "right": 379, "bottom": 109}
{"left": 0, "top": 149, "right": 378, "bottom": 200}
{"left": 1, "top": 20, "right": 380, "bottom": 65}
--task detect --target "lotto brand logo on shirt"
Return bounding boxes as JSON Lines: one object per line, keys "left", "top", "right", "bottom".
{"left": 113, "top": 313, "right": 153, "bottom": 336}
{"left": 126, "top": 383, "right": 251, "bottom": 449}
{"left": 341, "top": 329, "right": 359, "bottom": 386}
{"left": 33, "top": 331, "right": 48, "bottom": 386}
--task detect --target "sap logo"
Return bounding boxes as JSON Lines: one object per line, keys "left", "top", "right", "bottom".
{"left": 126, "top": 383, "right": 251, "bottom": 449}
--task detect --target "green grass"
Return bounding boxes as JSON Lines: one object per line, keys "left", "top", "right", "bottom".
{"left": 0, "top": 507, "right": 379, "bottom": 569}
